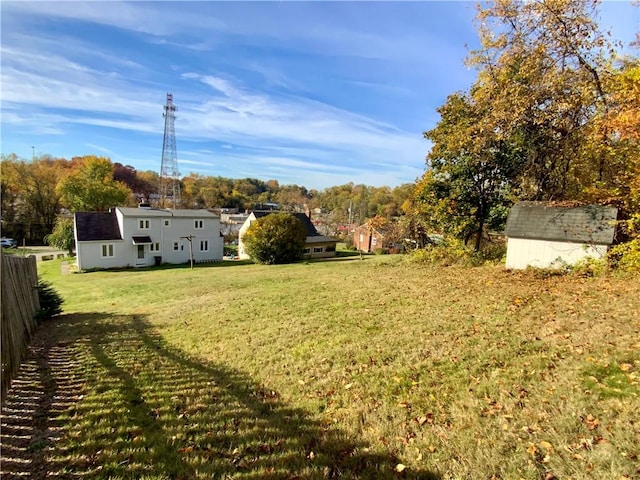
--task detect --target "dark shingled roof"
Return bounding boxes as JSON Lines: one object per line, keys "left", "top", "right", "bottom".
{"left": 505, "top": 201, "right": 618, "bottom": 245}
{"left": 75, "top": 211, "right": 122, "bottom": 242}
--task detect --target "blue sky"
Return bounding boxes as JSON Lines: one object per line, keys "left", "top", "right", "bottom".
{"left": 1, "top": 1, "right": 638, "bottom": 190}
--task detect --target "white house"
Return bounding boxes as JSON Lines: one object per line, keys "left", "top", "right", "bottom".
{"left": 74, "top": 206, "right": 224, "bottom": 270}
{"left": 238, "top": 211, "right": 338, "bottom": 260}
{"left": 504, "top": 201, "right": 618, "bottom": 270}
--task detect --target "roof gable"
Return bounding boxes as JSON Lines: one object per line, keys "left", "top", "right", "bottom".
{"left": 75, "top": 211, "right": 122, "bottom": 242}
{"left": 505, "top": 201, "right": 618, "bottom": 245}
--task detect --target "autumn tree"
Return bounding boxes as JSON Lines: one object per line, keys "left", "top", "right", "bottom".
{"left": 0, "top": 154, "right": 68, "bottom": 242}
{"left": 44, "top": 216, "right": 75, "bottom": 254}
{"left": 416, "top": 92, "right": 522, "bottom": 250}
{"left": 467, "top": 0, "right": 618, "bottom": 200}
{"left": 241, "top": 213, "right": 307, "bottom": 264}
{"left": 59, "top": 156, "right": 131, "bottom": 212}
{"left": 112, "top": 163, "right": 157, "bottom": 204}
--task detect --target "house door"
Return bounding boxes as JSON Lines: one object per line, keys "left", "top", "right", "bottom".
{"left": 137, "top": 245, "right": 145, "bottom": 264}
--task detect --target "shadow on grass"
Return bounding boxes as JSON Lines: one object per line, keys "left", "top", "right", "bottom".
{"left": 1, "top": 313, "right": 440, "bottom": 479}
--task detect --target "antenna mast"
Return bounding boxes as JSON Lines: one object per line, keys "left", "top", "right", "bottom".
{"left": 160, "top": 92, "right": 180, "bottom": 208}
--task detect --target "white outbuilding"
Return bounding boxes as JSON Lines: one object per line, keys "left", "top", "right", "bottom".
{"left": 504, "top": 201, "right": 618, "bottom": 270}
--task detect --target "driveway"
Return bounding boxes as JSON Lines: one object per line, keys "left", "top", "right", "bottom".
{"left": 7, "top": 246, "right": 70, "bottom": 262}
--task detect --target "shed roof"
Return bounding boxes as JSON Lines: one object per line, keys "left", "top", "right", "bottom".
{"left": 505, "top": 201, "right": 618, "bottom": 245}
{"left": 75, "top": 211, "right": 122, "bottom": 242}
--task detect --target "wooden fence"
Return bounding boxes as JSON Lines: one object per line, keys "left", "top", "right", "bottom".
{"left": 1, "top": 251, "right": 40, "bottom": 403}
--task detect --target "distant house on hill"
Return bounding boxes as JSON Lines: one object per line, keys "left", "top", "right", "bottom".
{"left": 238, "top": 211, "right": 338, "bottom": 260}
{"left": 353, "top": 224, "right": 387, "bottom": 253}
{"left": 353, "top": 221, "right": 403, "bottom": 253}
{"left": 74, "top": 206, "right": 223, "bottom": 270}
{"left": 504, "top": 201, "right": 618, "bottom": 269}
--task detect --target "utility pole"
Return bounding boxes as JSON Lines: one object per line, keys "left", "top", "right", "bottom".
{"left": 31, "top": 146, "right": 35, "bottom": 161}
{"left": 181, "top": 235, "right": 195, "bottom": 269}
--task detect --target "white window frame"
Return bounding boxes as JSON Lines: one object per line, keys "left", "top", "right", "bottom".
{"left": 302, "top": 248, "right": 311, "bottom": 254}
{"left": 173, "top": 241, "right": 179, "bottom": 251}
{"left": 199, "top": 240, "right": 209, "bottom": 251}
{"left": 194, "top": 219, "right": 204, "bottom": 229}
{"left": 164, "top": 219, "right": 171, "bottom": 227}
{"left": 150, "top": 242, "right": 160, "bottom": 252}
{"left": 313, "top": 247, "right": 324, "bottom": 253}
{"left": 139, "top": 219, "right": 150, "bottom": 230}
{"left": 101, "top": 244, "right": 114, "bottom": 258}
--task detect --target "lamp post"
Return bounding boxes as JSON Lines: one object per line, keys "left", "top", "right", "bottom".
{"left": 31, "top": 146, "right": 35, "bottom": 161}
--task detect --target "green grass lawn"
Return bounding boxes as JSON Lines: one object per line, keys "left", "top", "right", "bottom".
{"left": 30, "top": 257, "right": 640, "bottom": 479}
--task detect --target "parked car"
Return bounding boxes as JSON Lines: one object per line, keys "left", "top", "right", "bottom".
{"left": 1, "top": 238, "right": 17, "bottom": 248}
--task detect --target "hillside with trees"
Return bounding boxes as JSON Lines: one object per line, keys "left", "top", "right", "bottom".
{"left": 0, "top": 154, "right": 414, "bottom": 244}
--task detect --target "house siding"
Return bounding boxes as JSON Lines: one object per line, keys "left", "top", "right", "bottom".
{"left": 505, "top": 237, "right": 609, "bottom": 270}
{"left": 75, "top": 240, "right": 126, "bottom": 270}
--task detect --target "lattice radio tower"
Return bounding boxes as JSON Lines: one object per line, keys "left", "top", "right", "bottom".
{"left": 159, "top": 92, "right": 180, "bottom": 208}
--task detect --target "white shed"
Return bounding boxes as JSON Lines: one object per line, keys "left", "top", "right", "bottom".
{"left": 504, "top": 202, "right": 618, "bottom": 270}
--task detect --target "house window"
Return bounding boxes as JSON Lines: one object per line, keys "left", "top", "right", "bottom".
{"left": 326, "top": 245, "right": 336, "bottom": 252}
{"left": 314, "top": 247, "right": 323, "bottom": 253}
{"left": 359, "top": 233, "right": 364, "bottom": 242}
{"left": 371, "top": 237, "right": 378, "bottom": 246}
{"left": 164, "top": 219, "right": 171, "bottom": 227}
{"left": 194, "top": 220, "right": 203, "bottom": 229}
{"left": 303, "top": 248, "right": 310, "bottom": 254}
{"left": 199, "top": 240, "right": 209, "bottom": 251}
{"left": 139, "top": 219, "right": 150, "bottom": 229}
{"left": 150, "top": 242, "right": 160, "bottom": 252}
{"left": 173, "top": 241, "right": 179, "bottom": 251}
{"left": 101, "top": 244, "right": 114, "bottom": 257}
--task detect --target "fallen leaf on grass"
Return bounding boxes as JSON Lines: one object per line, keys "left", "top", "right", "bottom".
{"left": 584, "top": 414, "right": 600, "bottom": 431}
{"left": 539, "top": 441, "right": 553, "bottom": 452}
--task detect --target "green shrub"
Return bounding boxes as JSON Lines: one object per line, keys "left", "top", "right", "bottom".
{"left": 406, "top": 237, "right": 506, "bottom": 267}
{"left": 241, "top": 213, "right": 307, "bottom": 265}
{"left": 571, "top": 256, "right": 608, "bottom": 277}
{"left": 405, "top": 238, "right": 471, "bottom": 266}
{"left": 35, "top": 279, "right": 64, "bottom": 322}
{"left": 609, "top": 238, "right": 640, "bottom": 272}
